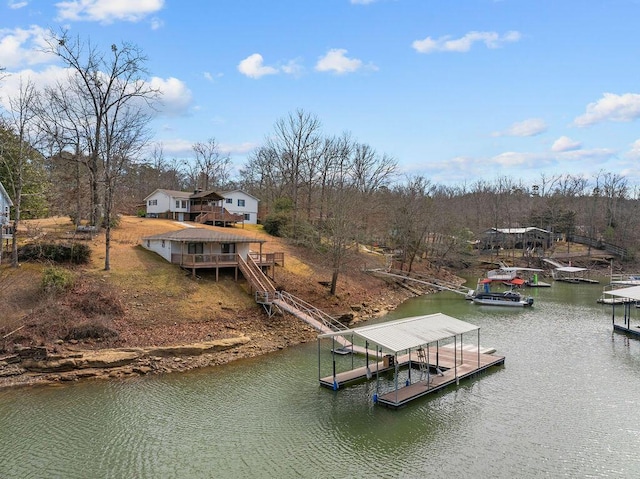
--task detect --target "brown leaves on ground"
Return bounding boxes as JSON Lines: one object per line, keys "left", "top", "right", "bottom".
{"left": 1, "top": 216, "right": 416, "bottom": 356}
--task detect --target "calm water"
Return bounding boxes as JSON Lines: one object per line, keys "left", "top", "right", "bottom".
{"left": 2, "top": 278, "right": 640, "bottom": 478}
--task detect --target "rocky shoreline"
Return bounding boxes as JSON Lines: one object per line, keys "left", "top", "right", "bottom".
{"left": 0, "top": 337, "right": 255, "bottom": 389}
{"left": 0, "top": 293, "right": 410, "bottom": 390}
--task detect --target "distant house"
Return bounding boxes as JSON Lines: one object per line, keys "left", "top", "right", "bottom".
{"left": 0, "top": 181, "right": 13, "bottom": 239}
{"left": 141, "top": 227, "right": 283, "bottom": 280}
{"left": 481, "top": 227, "right": 551, "bottom": 251}
{"left": 143, "top": 189, "right": 245, "bottom": 226}
{"left": 220, "top": 190, "right": 260, "bottom": 224}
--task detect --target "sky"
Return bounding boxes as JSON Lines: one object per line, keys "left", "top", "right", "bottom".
{"left": 2, "top": 0, "right": 640, "bottom": 189}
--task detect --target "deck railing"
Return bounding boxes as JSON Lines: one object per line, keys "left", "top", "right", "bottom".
{"left": 192, "top": 207, "right": 244, "bottom": 224}
{"left": 171, "top": 253, "right": 238, "bottom": 266}
{"left": 248, "top": 251, "right": 285, "bottom": 266}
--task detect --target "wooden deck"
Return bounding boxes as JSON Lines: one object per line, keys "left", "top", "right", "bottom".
{"left": 171, "top": 252, "right": 284, "bottom": 270}
{"left": 376, "top": 351, "right": 504, "bottom": 408}
{"left": 320, "top": 346, "right": 504, "bottom": 407}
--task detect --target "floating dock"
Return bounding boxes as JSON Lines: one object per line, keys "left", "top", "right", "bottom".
{"left": 603, "top": 285, "right": 640, "bottom": 338}
{"left": 318, "top": 313, "right": 504, "bottom": 408}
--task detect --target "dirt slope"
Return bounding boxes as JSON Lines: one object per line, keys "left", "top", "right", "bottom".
{"left": 1, "top": 216, "right": 447, "bottom": 386}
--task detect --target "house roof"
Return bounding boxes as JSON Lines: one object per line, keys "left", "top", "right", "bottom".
{"left": 143, "top": 228, "right": 266, "bottom": 244}
{"left": 143, "top": 188, "right": 225, "bottom": 202}
{"left": 319, "top": 313, "right": 479, "bottom": 354}
{"left": 220, "top": 190, "right": 260, "bottom": 202}
{"left": 143, "top": 188, "right": 192, "bottom": 201}
{"left": 190, "top": 190, "right": 224, "bottom": 201}
{"left": 0, "top": 181, "right": 13, "bottom": 207}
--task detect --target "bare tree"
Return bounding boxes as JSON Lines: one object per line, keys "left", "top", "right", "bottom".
{"left": 191, "top": 138, "right": 232, "bottom": 190}
{"left": 266, "top": 109, "right": 323, "bottom": 235}
{"left": 43, "top": 31, "right": 160, "bottom": 270}
{"left": 390, "top": 175, "right": 433, "bottom": 272}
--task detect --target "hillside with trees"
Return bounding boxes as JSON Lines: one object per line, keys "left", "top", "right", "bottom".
{"left": 1, "top": 34, "right": 640, "bottom": 386}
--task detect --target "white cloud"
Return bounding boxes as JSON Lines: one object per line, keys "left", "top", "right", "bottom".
{"left": 237, "top": 53, "right": 278, "bottom": 79}
{"left": 491, "top": 151, "right": 552, "bottom": 168}
{"left": 150, "top": 17, "right": 164, "bottom": 30}
{"left": 412, "top": 30, "right": 521, "bottom": 54}
{"left": 55, "top": 0, "right": 164, "bottom": 23}
{"left": 628, "top": 139, "right": 640, "bottom": 158}
{"left": 149, "top": 139, "right": 258, "bottom": 159}
{"left": 149, "top": 76, "right": 192, "bottom": 117}
{"left": 551, "top": 136, "right": 581, "bottom": 152}
{"left": 281, "top": 59, "right": 304, "bottom": 77}
{"left": 573, "top": 92, "right": 640, "bottom": 127}
{"left": 315, "top": 48, "right": 376, "bottom": 74}
{"left": 9, "top": 0, "right": 29, "bottom": 9}
{"left": 0, "top": 25, "right": 56, "bottom": 69}
{"left": 0, "top": 66, "right": 69, "bottom": 110}
{"left": 203, "top": 71, "right": 223, "bottom": 82}
{"left": 492, "top": 118, "right": 547, "bottom": 137}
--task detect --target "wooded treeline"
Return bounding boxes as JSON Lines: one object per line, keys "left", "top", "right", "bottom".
{"left": 1, "top": 35, "right": 639, "bottom": 291}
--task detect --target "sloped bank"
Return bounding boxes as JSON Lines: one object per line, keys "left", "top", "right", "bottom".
{"left": 0, "top": 337, "right": 251, "bottom": 388}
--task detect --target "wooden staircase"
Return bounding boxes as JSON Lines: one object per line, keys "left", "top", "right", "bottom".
{"left": 236, "top": 254, "right": 355, "bottom": 345}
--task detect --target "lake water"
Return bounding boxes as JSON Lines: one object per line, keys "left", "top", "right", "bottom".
{"left": 2, "top": 278, "right": 640, "bottom": 478}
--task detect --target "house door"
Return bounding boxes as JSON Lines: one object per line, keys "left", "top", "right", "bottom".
{"left": 178, "top": 213, "right": 184, "bottom": 222}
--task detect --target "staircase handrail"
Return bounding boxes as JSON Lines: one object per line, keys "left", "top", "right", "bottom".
{"left": 237, "top": 255, "right": 273, "bottom": 294}
{"left": 275, "top": 291, "right": 348, "bottom": 333}
{"left": 246, "top": 255, "right": 276, "bottom": 293}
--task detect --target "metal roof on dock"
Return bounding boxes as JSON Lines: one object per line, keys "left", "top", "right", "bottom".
{"left": 319, "top": 313, "right": 479, "bottom": 353}
{"left": 604, "top": 285, "right": 640, "bottom": 301}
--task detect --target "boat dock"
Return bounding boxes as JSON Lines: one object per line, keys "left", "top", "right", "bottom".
{"left": 318, "top": 313, "right": 504, "bottom": 408}
{"left": 375, "top": 349, "right": 504, "bottom": 408}
{"left": 603, "top": 285, "right": 640, "bottom": 338}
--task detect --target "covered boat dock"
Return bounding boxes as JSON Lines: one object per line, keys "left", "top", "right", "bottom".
{"left": 603, "top": 285, "right": 640, "bottom": 338}
{"left": 318, "top": 313, "right": 504, "bottom": 408}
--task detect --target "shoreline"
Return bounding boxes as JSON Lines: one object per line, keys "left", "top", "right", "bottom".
{"left": 0, "top": 296, "right": 406, "bottom": 390}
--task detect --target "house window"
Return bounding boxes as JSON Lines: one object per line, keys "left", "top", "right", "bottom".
{"left": 225, "top": 198, "right": 233, "bottom": 204}
{"left": 148, "top": 199, "right": 157, "bottom": 206}
{"left": 244, "top": 214, "right": 251, "bottom": 221}
{"left": 146, "top": 240, "right": 150, "bottom": 247}
{"left": 181, "top": 200, "right": 187, "bottom": 208}
{"left": 221, "top": 243, "right": 236, "bottom": 254}
{"left": 176, "top": 200, "right": 180, "bottom": 209}
{"left": 187, "top": 243, "right": 203, "bottom": 254}
{"left": 161, "top": 240, "right": 165, "bottom": 248}
{"left": 237, "top": 199, "right": 245, "bottom": 207}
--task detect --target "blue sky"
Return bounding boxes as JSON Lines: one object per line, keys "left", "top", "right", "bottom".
{"left": 2, "top": 0, "right": 640, "bottom": 188}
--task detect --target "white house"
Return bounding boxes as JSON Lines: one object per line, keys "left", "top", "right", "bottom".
{"left": 220, "top": 190, "right": 260, "bottom": 225}
{"left": 143, "top": 189, "right": 195, "bottom": 221}
{"left": 0, "top": 180, "right": 13, "bottom": 238}
{"left": 141, "top": 227, "right": 283, "bottom": 280}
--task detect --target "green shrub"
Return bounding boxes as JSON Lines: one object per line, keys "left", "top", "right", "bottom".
{"left": 263, "top": 212, "right": 291, "bottom": 237}
{"left": 42, "top": 266, "right": 75, "bottom": 294}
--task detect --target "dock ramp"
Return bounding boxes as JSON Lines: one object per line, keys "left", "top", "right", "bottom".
{"left": 367, "top": 268, "right": 474, "bottom": 297}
